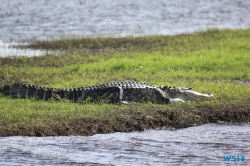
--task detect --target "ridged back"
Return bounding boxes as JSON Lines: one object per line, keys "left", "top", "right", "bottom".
{"left": 0, "top": 81, "right": 176, "bottom": 103}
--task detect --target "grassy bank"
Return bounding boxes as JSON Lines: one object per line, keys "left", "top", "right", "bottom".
{"left": 0, "top": 28, "right": 250, "bottom": 136}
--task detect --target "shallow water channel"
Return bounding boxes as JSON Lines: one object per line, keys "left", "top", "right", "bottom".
{"left": 0, "top": 123, "right": 249, "bottom": 165}
{"left": 1, "top": 0, "right": 250, "bottom": 56}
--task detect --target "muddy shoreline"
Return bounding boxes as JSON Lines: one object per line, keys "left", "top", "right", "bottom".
{"left": 1, "top": 100, "right": 249, "bottom": 137}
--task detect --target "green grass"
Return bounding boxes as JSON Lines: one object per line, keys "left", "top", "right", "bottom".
{"left": 0, "top": 28, "right": 250, "bottom": 136}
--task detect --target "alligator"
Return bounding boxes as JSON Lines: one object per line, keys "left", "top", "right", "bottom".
{"left": 0, "top": 81, "right": 213, "bottom": 104}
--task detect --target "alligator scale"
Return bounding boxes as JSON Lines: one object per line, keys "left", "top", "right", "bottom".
{"left": 0, "top": 81, "right": 213, "bottom": 103}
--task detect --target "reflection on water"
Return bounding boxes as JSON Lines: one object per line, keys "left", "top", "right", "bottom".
{"left": 0, "top": 0, "right": 250, "bottom": 56}
{"left": 0, "top": 123, "right": 249, "bottom": 165}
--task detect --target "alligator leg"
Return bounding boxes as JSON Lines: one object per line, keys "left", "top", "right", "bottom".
{"left": 145, "top": 88, "right": 171, "bottom": 104}
{"left": 77, "top": 86, "right": 123, "bottom": 103}
{"left": 93, "top": 86, "right": 123, "bottom": 103}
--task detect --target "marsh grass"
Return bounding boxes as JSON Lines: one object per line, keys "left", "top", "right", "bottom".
{"left": 0, "top": 28, "right": 250, "bottom": 136}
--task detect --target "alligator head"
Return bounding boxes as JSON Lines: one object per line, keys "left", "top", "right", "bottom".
{"left": 161, "top": 86, "right": 214, "bottom": 102}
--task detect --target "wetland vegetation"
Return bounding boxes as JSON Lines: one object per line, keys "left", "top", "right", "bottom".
{"left": 0, "top": 28, "right": 250, "bottom": 136}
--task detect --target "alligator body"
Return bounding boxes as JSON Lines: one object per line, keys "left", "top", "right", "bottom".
{"left": 0, "top": 81, "right": 213, "bottom": 103}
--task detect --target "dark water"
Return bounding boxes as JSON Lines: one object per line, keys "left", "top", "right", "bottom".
{"left": 1, "top": 0, "right": 250, "bottom": 56}
{"left": 0, "top": 124, "right": 249, "bottom": 165}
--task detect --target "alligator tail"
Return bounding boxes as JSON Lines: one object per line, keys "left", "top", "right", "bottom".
{"left": 0, "top": 83, "right": 124, "bottom": 103}
{"left": 0, "top": 83, "right": 54, "bottom": 100}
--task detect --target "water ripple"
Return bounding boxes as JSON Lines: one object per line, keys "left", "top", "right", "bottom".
{"left": 0, "top": 123, "right": 250, "bottom": 165}
{"left": 1, "top": 0, "right": 250, "bottom": 42}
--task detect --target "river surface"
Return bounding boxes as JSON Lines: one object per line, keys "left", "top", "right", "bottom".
{"left": 1, "top": 0, "right": 250, "bottom": 56}
{"left": 0, "top": 123, "right": 249, "bottom": 165}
